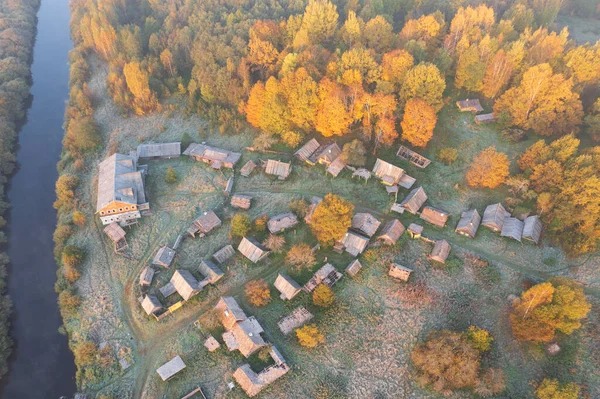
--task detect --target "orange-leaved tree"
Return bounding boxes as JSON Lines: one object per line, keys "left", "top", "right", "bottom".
{"left": 309, "top": 194, "right": 354, "bottom": 246}
{"left": 401, "top": 98, "right": 437, "bottom": 148}
{"left": 466, "top": 146, "right": 509, "bottom": 188}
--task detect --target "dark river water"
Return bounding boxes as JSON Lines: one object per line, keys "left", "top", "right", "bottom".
{"left": 1, "top": 0, "right": 76, "bottom": 397}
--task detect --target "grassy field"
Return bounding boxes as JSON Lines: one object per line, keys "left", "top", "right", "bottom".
{"left": 60, "top": 57, "right": 600, "bottom": 399}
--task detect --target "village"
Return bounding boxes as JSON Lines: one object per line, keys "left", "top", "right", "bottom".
{"left": 92, "top": 98, "right": 551, "bottom": 398}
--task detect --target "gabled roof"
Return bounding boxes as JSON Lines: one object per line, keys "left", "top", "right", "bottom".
{"left": 389, "top": 263, "right": 413, "bottom": 281}
{"left": 274, "top": 274, "right": 301, "bottom": 300}
{"left": 420, "top": 206, "right": 450, "bottom": 228}
{"left": 142, "top": 295, "right": 162, "bottom": 315}
{"left": 267, "top": 212, "right": 298, "bottom": 234}
{"left": 189, "top": 210, "right": 222, "bottom": 236}
{"left": 522, "top": 215, "right": 543, "bottom": 244}
{"left": 240, "top": 160, "right": 257, "bottom": 177}
{"left": 104, "top": 222, "right": 126, "bottom": 242}
{"left": 400, "top": 186, "right": 427, "bottom": 214}
{"left": 227, "top": 317, "right": 266, "bottom": 357}
{"left": 309, "top": 142, "right": 341, "bottom": 164}
{"left": 372, "top": 159, "right": 404, "bottom": 185}
{"left": 153, "top": 246, "right": 176, "bottom": 268}
{"left": 341, "top": 231, "right": 369, "bottom": 257}
{"left": 212, "top": 244, "right": 235, "bottom": 264}
{"left": 294, "top": 138, "right": 320, "bottom": 161}
{"left": 183, "top": 143, "right": 241, "bottom": 165}
{"left": 264, "top": 160, "right": 291, "bottom": 179}
{"left": 136, "top": 142, "right": 180, "bottom": 159}
{"left": 501, "top": 217, "right": 524, "bottom": 242}
{"left": 326, "top": 157, "right": 346, "bottom": 177}
{"left": 351, "top": 213, "right": 381, "bottom": 237}
{"left": 238, "top": 237, "right": 270, "bottom": 263}
{"left": 198, "top": 259, "right": 224, "bottom": 284}
{"left": 139, "top": 266, "right": 155, "bottom": 286}
{"left": 456, "top": 99, "right": 483, "bottom": 112}
{"left": 97, "top": 153, "right": 146, "bottom": 212}
{"left": 377, "top": 219, "right": 405, "bottom": 245}
{"left": 156, "top": 356, "right": 186, "bottom": 381}
{"left": 430, "top": 240, "right": 451, "bottom": 263}
{"left": 170, "top": 270, "right": 200, "bottom": 301}
{"left": 215, "top": 296, "right": 247, "bottom": 329}
{"left": 345, "top": 259, "right": 362, "bottom": 276}
{"left": 408, "top": 223, "right": 424, "bottom": 235}
{"left": 455, "top": 209, "right": 481, "bottom": 238}
{"left": 482, "top": 203, "right": 508, "bottom": 231}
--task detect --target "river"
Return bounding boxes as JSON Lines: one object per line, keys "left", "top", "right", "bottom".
{"left": 1, "top": 0, "right": 76, "bottom": 398}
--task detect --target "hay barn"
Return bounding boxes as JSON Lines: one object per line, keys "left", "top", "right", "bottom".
{"left": 136, "top": 142, "right": 180, "bottom": 160}
{"left": 294, "top": 138, "right": 320, "bottom": 162}
{"left": 308, "top": 142, "right": 341, "bottom": 166}
{"left": 264, "top": 159, "right": 291, "bottom": 180}
{"left": 212, "top": 244, "right": 235, "bottom": 264}
{"left": 170, "top": 270, "right": 200, "bottom": 301}
{"left": 456, "top": 99, "right": 484, "bottom": 112}
{"left": 153, "top": 246, "right": 176, "bottom": 268}
{"left": 188, "top": 210, "right": 222, "bottom": 237}
{"left": 198, "top": 260, "right": 224, "bottom": 284}
{"left": 340, "top": 231, "right": 370, "bottom": 257}
{"left": 501, "top": 217, "right": 524, "bottom": 242}
{"left": 400, "top": 187, "right": 427, "bottom": 214}
{"left": 372, "top": 158, "right": 405, "bottom": 185}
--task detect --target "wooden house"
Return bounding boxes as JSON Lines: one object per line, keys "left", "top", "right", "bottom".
{"left": 482, "top": 203, "right": 508, "bottom": 232}
{"left": 224, "top": 177, "right": 234, "bottom": 197}
{"left": 351, "top": 212, "right": 381, "bottom": 237}
{"left": 456, "top": 99, "right": 484, "bottom": 112}
{"left": 345, "top": 259, "right": 362, "bottom": 276}
{"left": 339, "top": 231, "right": 370, "bottom": 257}
{"left": 212, "top": 244, "right": 235, "bottom": 264}
{"left": 233, "top": 347, "right": 290, "bottom": 397}
{"left": 400, "top": 187, "right": 427, "bottom": 214}
{"left": 96, "top": 153, "right": 149, "bottom": 226}
{"left": 240, "top": 160, "right": 257, "bottom": 177}
{"left": 170, "top": 270, "right": 200, "bottom": 301}
{"left": 396, "top": 145, "right": 431, "bottom": 168}
{"left": 231, "top": 194, "right": 252, "bottom": 210}
{"left": 407, "top": 223, "right": 424, "bottom": 239}
{"left": 215, "top": 296, "right": 248, "bottom": 330}
{"left": 215, "top": 297, "right": 266, "bottom": 358}
{"left": 264, "top": 160, "right": 291, "bottom": 180}
{"left": 278, "top": 307, "right": 313, "bottom": 335}
{"left": 429, "top": 240, "right": 451, "bottom": 263}
{"left": 455, "top": 209, "right": 481, "bottom": 239}
{"left": 187, "top": 210, "right": 222, "bottom": 237}
{"left": 304, "top": 197, "right": 322, "bottom": 224}
{"left": 522, "top": 215, "right": 543, "bottom": 244}
{"left": 142, "top": 295, "right": 162, "bottom": 315}
{"left": 475, "top": 113, "right": 496, "bottom": 124}
{"left": 204, "top": 336, "right": 220, "bottom": 352}
{"left": 238, "top": 237, "right": 270, "bottom": 263}
{"left": 103, "top": 222, "right": 128, "bottom": 253}
{"left": 501, "top": 217, "right": 524, "bottom": 242}
{"left": 153, "top": 246, "right": 176, "bottom": 268}
{"left": 377, "top": 219, "right": 405, "bottom": 245}
{"left": 420, "top": 206, "right": 450, "bottom": 228}
{"left": 183, "top": 143, "right": 241, "bottom": 169}
{"left": 372, "top": 158, "right": 405, "bottom": 186}
{"left": 156, "top": 355, "right": 186, "bottom": 381}
{"left": 198, "top": 260, "right": 224, "bottom": 284}
{"left": 308, "top": 142, "right": 341, "bottom": 166}
{"left": 136, "top": 142, "right": 180, "bottom": 160}
{"left": 274, "top": 274, "right": 302, "bottom": 300}
{"left": 139, "top": 266, "right": 155, "bottom": 287}
{"left": 294, "top": 138, "right": 320, "bottom": 162}
{"left": 326, "top": 157, "right": 346, "bottom": 177}
{"left": 303, "top": 263, "right": 343, "bottom": 292}
{"left": 388, "top": 264, "right": 412, "bottom": 282}
{"left": 267, "top": 212, "right": 298, "bottom": 234}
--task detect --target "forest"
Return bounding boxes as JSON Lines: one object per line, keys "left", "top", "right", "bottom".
{"left": 0, "top": 0, "right": 41, "bottom": 379}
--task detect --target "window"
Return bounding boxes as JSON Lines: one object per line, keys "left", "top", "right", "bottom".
{"left": 119, "top": 208, "right": 123, "bottom": 212}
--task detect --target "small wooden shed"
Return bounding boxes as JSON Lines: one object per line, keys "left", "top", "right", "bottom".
{"left": 389, "top": 264, "right": 413, "bottom": 282}
{"left": 351, "top": 212, "right": 381, "bottom": 237}
{"left": 204, "top": 336, "right": 220, "bottom": 352}
{"left": 156, "top": 355, "right": 186, "bottom": 381}
{"left": 326, "top": 157, "right": 346, "bottom": 177}
{"left": 274, "top": 274, "right": 302, "bottom": 300}
{"left": 522, "top": 215, "right": 543, "bottom": 244}
{"left": 340, "top": 231, "right": 370, "bottom": 257}
{"left": 475, "top": 113, "right": 496, "bottom": 124}
{"left": 482, "top": 203, "right": 508, "bottom": 232}
{"left": 264, "top": 159, "right": 291, "bottom": 180}
{"left": 139, "top": 266, "right": 155, "bottom": 287}
{"left": 198, "top": 260, "right": 224, "bottom": 284}
{"left": 231, "top": 194, "right": 252, "bottom": 210}
{"left": 142, "top": 295, "right": 162, "bottom": 315}
{"left": 400, "top": 187, "right": 427, "bottom": 214}
{"left": 238, "top": 237, "right": 270, "bottom": 263}
{"left": 455, "top": 209, "right": 481, "bottom": 239}
{"left": 345, "top": 259, "right": 362, "bottom": 276}
{"left": 267, "top": 212, "right": 298, "bottom": 234}
{"left": 103, "top": 222, "right": 128, "bottom": 253}
{"left": 501, "top": 217, "right": 524, "bottom": 242}
{"left": 456, "top": 99, "right": 484, "bottom": 112}
{"left": 372, "top": 158, "right": 405, "bottom": 186}
{"left": 294, "top": 138, "right": 320, "bottom": 162}
{"left": 170, "top": 270, "right": 200, "bottom": 301}
{"left": 407, "top": 223, "right": 424, "bottom": 239}
{"left": 153, "top": 246, "right": 176, "bottom": 268}
{"left": 429, "top": 240, "right": 451, "bottom": 264}
{"left": 188, "top": 210, "right": 222, "bottom": 237}
{"left": 420, "top": 206, "right": 450, "bottom": 228}
{"left": 212, "top": 244, "right": 235, "bottom": 264}
{"left": 377, "top": 219, "right": 405, "bottom": 245}
{"left": 240, "top": 160, "right": 257, "bottom": 177}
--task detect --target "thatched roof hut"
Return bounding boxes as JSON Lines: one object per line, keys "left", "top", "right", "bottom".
{"left": 501, "top": 217, "right": 524, "bottom": 242}
{"left": 400, "top": 187, "right": 427, "bottom": 214}
{"left": 304, "top": 197, "right": 322, "bottom": 224}
{"left": 303, "top": 263, "right": 343, "bottom": 292}
{"left": 267, "top": 212, "right": 298, "bottom": 234}
{"left": 278, "top": 307, "right": 313, "bottom": 335}
{"left": 482, "top": 203, "right": 508, "bottom": 232}
{"left": 274, "top": 274, "right": 302, "bottom": 300}
{"left": 326, "top": 157, "right": 346, "bottom": 177}
{"left": 455, "top": 209, "right": 481, "bottom": 239}
{"left": 522, "top": 215, "right": 543, "bottom": 244}
{"left": 420, "top": 206, "right": 450, "bottom": 228}
{"left": 153, "top": 246, "right": 176, "bottom": 268}
{"left": 345, "top": 259, "right": 362, "bottom": 276}
{"left": 142, "top": 295, "right": 162, "bottom": 315}
{"left": 264, "top": 160, "right": 291, "bottom": 180}
{"left": 456, "top": 99, "right": 484, "bottom": 112}
{"left": 136, "top": 142, "right": 180, "bottom": 160}
{"left": 340, "top": 231, "right": 369, "bottom": 257}
{"left": 372, "top": 158, "right": 405, "bottom": 185}
{"left": 430, "top": 240, "right": 451, "bottom": 263}
{"left": 204, "top": 336, "right": 220, "bottom": 352}
{"left": 309, "top": 142, "right": 341, "bottom": 166}
{"left": 377, "top": 219, "right": 405, "bottom": 245}
{"left": 351, "top": 212, "right": 381, "bottom": 237}
{"left": 198, "top": 260, "right": 224, "bottom": 284}
{"left": 238, "top": 237, "right": 270, "bottom": 263}
{"left": 475, "top": 113, "right": 496, "bottom": 124}
{"left": 212, "top": 244, "right": 235, "bottom": 264}
{"left": 231, "top": 194, "right": 252, "bottom": 210}
{"left": 389, "top": 264, "right": 412, "bottom": 282}
{"left": 407, "top": 223, "right": 424, "bottom": 239}
{"left": 188, "top": 210, "right": 222, "bottom": 237}
{"left": 170, "top": 270, "right": 200, "bottom": 301}
{"left": 156, "top": 355, "right": 186, "bottom": 381}
{"left": 139, "top": 266, "right": 155, "bottom": 286}
{"left": 240, "top": 160, "right": 257, "bottom": 177}
{"left": 183, "top": 143, "right": 241, "bottom": 169}
{"left": 294, "top": 138, "right": 320, "bottom": 162}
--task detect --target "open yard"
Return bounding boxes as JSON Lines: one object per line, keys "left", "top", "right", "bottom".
{"left": 61, "top": 58, "right": 600, "bottom": 399}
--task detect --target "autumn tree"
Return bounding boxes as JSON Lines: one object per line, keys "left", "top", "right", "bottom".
{"left": 64, "top": 117, "right": 101, "bottom": 155}
{"left": 72, "top": 211, "right": 86, "bottom": 227}
{"left": 455, "top": 44, "right": 485, "bottom": 92}
{"left": 299, "top": 0, "right": 339, "bottom": 46}
{"left": 245, "top": 82, "right": 266, "bottom": 128}
{"left": 564, "top": 44, "right": 600, "bottom": 88}
{"left": 285, "top": 243, "right": 316, "bottom": 269}
{"left": 74, "top": 341, "right": 97, "bottom": 367}
{"left": 263, "top": 234, "right": 285, "bottom": 253}
{"left": 340, "top": 10, "right": 363, "bottom": 47}
{"left": 58, "top": 290, "right": 81, "bottom": 318}
{"left": 123, "top": 62, "right": 158, "bottom": 115}
{"left": 438, "top": 147, "right": 458, "bottom": 165}
{"left": 465, "top": 326, "right": 493, "bottom": 352}
{"left": 340, "top": 139, "right": 367, "bottom": 166}
{"left": 401, "top": 99, "right": 437, "bottom": 148}
{"left": 399, "top": 63, "right": 446, "bottom": 111}
{"left": 399, "top": 12, "right": 444, "bottom": 48}
{"left": 313, "top": 284, "right": 334, "bottom": 307}
{"left": 245, "top": 279, "right": 271, "bottom": 307}
{"left": 280, "top": 68, "right": 319, "bottom": 131}
{"left": 288, "top": 199, "right": 309, "bottom": 219}
{"left": 482, "top": 50, "right": 514, "bottom": 99}
{"left": 584, "top": 98, "right": 600, "bottom": 142}
{"left": 510, "top": 279, "right": 591, "bottom": 342}
{"left": 165, "top": 167, "right": 178, "bottom": 184}
{"left": 315, "top": 78, "right": 352, "bottom": 136}
{"left": 296, "top": 324, "right": 325, "bottom": 348}
{"left": 363, "top": 16, "right": 394, "bottom": 52}
{"left": 535, "top": 378, "right": 580, "bottom": 399}
{"left": 309, "top": 194, "right": 354, "bottom": 246}
{"left": 230, "top": 214, "right": 251, "bottom": 238}
{"left": 466, "top": 147, "right": 510, "bottom": 188}
{"left": 381, "top": 50, "right": 414, "bottom": 87}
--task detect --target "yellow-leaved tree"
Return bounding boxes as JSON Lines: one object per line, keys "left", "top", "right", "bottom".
{"left": 309, "top": 194, "right": 354, "bottom": 246}
{"left": 401, "top": 98, "right": 437, "bottom": 148}
{"left": 466, "top": 147, "right": 509, "bottom": 188}
{"left": 399, "top": 63, "right": 446, "bottom": 111}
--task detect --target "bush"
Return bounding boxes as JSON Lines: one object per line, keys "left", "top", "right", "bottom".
{"left": 340, "top": 139, "right": 367, "bottom": 166}
{"left": 289, "top": 199, "right": 309, "bottom": 219}
{"left": 282, "top": 131, "right": 302, "bottom": 148}
{"left": 181, "top": 132, "right": 193, "bottom": 149}
{"left": 313, "top": 284, "right": 334, "bottom": 307}
{"left": 72, "top": 211, "right": 86, "bottom": 227}
{"left": 535, "top": 378, "right": 580, "bottom": 399}
{"left": 58, "top": 290, "right": 81, "bottom": 318}
{"left": 475, "top": 368, "right": 506, "bottom": 397}
{"left": 63, "top": 265, "right": 81, "bottom": 283}
{"left": 54, "top": 174, "right": 79, "bottom": 210}
{"left": 253, "top": 215, "right": 268, "bottom": 233}
{"left": 62, "top": 245, "right": 85, "bottom": 268}
{"left": 466, "top": 326, "right": 493, "bottom": 352}
{"left": 296, "top": 324, "right": 324, "bottom": 348}
{"left": 262, "top": 234, "right": 285, "bottom": 253}
{"left": 64, "top": 117, "right": 101, "bottom": 155}
{"left": 437, "top": 147, "right": 458, "bottom": 165}
{"left": 501, "top": 128, "right": 527, "bottom": 143}
{"left": 285, "top": 244, "right": 316, "bottom": 269}
{"left": 231, "top": 214, "right": 251, "bottom": 238}
{"left": 73, "top": 341, "right": 97, "bottom": 367}
{"left": 165, "top": 166, "right": 178, "bottom": 184}
{"left": 245, "top": 279, "right": 271, "bottom": 307}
